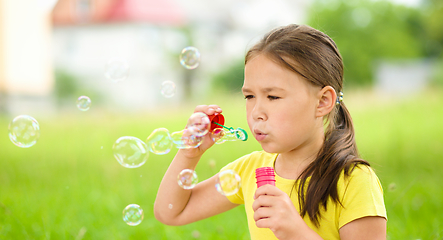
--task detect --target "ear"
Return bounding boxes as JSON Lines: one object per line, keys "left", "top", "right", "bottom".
{"left": 315, "top": 86, "right": 337, "bottom": 118}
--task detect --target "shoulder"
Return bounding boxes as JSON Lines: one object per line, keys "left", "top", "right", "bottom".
{"left": 337, "top": 164, "right": 387, "bottom": 228}
{"left": 341, "top": 164, "right": 382, "bottom": 190}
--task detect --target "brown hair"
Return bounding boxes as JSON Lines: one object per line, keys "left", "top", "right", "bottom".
{"left": 245, "top": 24, "right": 369, "bottom": 226}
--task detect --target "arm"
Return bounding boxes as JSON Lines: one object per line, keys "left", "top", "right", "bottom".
{"left": 154, "top": 105, "right": 239, "bottom": 226}
{"left": 339, "top": 216, "right": 386, "bottom": 240}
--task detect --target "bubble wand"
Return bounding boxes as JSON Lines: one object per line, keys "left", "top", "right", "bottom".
{"left": 212, "top": 121, "right": 248, "bottom": 141}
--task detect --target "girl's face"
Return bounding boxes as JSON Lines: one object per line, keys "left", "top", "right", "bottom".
{"left": 242, "top": 54, "right": 323, "bottom": 155}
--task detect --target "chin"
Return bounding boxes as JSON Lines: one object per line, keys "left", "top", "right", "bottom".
{"left": 260, "top": 144, "right": 282, "bottom": 154}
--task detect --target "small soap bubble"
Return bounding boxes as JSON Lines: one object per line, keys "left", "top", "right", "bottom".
{"left": 161, "top": 81, "right": 176, "bottom": 98}
{"left": 212, "top": 128, "right": 227, "bottom": 144}
{"left": 113, "top": 136, "right": 149, "bottom": 168}
{"left": 104, "top": 57, "right": 130, "bottom": 82}
{"left": 215, "top": 169, "right": 241, "bottom": 196}
{"left": 171, "top": 129, "right": 204, "bottom": 149}
{"left": 388, "top": 182, "right": 397, "bottom": 192}
{"left": 187, "top": 112, "right": 210, "bottom": 137}
{"left": 177, "top": 169, "right": 198, "bottom": 189}
{"left": 179, "top": 46, "right": 200, "bottom": 70}
{"left": 8, "top": 115, "right": 40, "bottom": 148}
{"left": 191, "top": 230, "right": 201, "bottom": 239}
{"left": 122, "top": 204, "right": 144, "bottom": 226}
{"left": 208, "top": 159, "right": 216, "bottom": 170}
{"left": 76, "top": 96, "right": 91, "bottom": 111}
{"left": 146, "top": 128, "right": 173, "bottom": 155}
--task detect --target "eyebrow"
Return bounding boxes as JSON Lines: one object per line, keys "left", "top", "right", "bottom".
{"left": 242, "top": 87, "right": 285, "bottom": 93}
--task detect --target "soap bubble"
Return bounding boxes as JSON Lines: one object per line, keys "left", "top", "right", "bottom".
{"left": 171, "top": 129, "right": 204, "bottom": 149}
{"left": 187, "top": 112, "right": 210, "bottom": 137}
{"left": 122, "top": 204, "right": 144, "bottom": 226}
{"left": 104, "top": 57, "right": 130, "bottom": 82}
{"left": 8, "top": 115, "right": 40, "bottom": 148}
{"left": 161, "top": 81, "right": 176, "bottom": 98}
{"left": 211, "top": 128, "right": 226, "bottom": 144}
{"left": 212, "top": 128, "right": 237, "bottom": 143}
{"left": 113, "top": 136, "right": 149, "bottom": 168}
{"left": 211, "top": 128, "right": 248, "bottom": 144}
{"left": 179, "top": 46, "right": 200, "bottom": 70}
{"left": 76, "top": 96, "right": 91, "bottom": 111}
{"left": 177, "top": 169, "right": 198, "bottom": 189}
{"left": 215, "top": 169, "right": 241, "bottom": 196}
{"left": 146, "top": 128, "right": 173, "bottom": 155}
{"left": 388, "top": 182, "right": 397, "bottom": 192}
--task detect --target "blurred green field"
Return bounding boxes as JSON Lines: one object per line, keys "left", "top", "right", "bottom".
{"left": 1, "top": 88, "right": 442, "bottom": 239}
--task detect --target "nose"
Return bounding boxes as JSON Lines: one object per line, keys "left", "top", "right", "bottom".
{"left": 251, "top": 100, "right": 267, "bottom": 121}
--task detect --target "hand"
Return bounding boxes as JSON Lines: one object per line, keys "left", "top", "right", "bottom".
{"left": 180, "top": 105, "right": 223, "bottom": 159}
{"left": 252, "top": 185, "right": 304, "bottom": 240}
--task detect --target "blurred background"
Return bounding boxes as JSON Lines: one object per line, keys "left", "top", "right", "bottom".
{"left": 1, "top": 0, "right": 442, "bottom": 239}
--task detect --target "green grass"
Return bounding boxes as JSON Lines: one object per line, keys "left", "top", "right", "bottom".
{"left": 0, "top": 89, "right": 442, "bottom": 239}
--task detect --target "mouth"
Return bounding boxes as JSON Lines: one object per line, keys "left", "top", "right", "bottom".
{"left": 254, "top": 129, "right": 267, "bottom": 141}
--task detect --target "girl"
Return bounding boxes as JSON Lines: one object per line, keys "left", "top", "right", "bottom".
{"left": 154, "top": 24, "right": 387, "bottom": 240}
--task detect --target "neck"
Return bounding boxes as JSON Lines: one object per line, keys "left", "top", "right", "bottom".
{"left": 274, "top": 130, "right": 324, "bottom": 180}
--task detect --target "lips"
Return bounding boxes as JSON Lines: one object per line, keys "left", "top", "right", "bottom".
{"left": 254, "top": 129, "right": 267, "bottom": 141}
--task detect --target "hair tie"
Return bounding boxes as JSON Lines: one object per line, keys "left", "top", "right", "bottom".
{"left": 336, "top": 92, "right": 343, "bottom": 105}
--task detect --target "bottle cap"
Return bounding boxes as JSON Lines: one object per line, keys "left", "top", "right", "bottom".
{"left": 255, "top": 167, "right": 275, "bottom": 188}
{"left": 208, "top": 113, "right": 225, "bottom": 131}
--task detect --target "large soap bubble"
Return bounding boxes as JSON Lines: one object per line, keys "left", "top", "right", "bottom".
{"left": 211, "top": 128, "right": 248, "bottom": 144}
{"left": 171, "top": 129, "right": 204, "bottom": 149}
{"left": 187, "top": 112, "right": 210, "bottom": 137}
{"left": 122, "top": 204, "right": 144, "bottom": 226}
{"left": 177, "top": 169, "right": 198, "bottom": 189}
{"left": 104, "top": 57, "right": 130, "bottom": 82}
{"left": 76, "top": 96, "right": 91, "bottom": 111}
{"left": 179, "top": 47, "right": 200, "bottom": 70}
{"left": 113, "top": 136, "right": 149, "bottom": 168}
{"left": 161, "top": 80, "right": 176, "bottom": 98}
{"left": 8, "top": 115, "right": 40, "bottom": 148}
{"left": 215, "top": 169, "right": 241, "bottom": 196}
{"left": 146, "top": 128, "right": 173, "bottom": 155}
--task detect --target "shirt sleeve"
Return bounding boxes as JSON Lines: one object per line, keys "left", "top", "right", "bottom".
{"left": 338, "top": 165, "right": 387, "bottom": 229}
{"left": 219, "top": 154, "right": 249, "bottom": 205}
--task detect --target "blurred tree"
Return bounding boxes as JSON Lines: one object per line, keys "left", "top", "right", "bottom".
{"left": 210, "top": 0, "right": 443, "bottom": 91}
{"left": 420, "top": 0, "right": 443, "bottom": 58}
{"left": 307, "top": 0, "right": 424, "bottom": 86}
{"left": 54, "top": 69, "right": 79, "bottom": 103}
{"left": 54, "top": 69, "right": 102, "bottom": 108}
{"left": 212, "top": 58, "right": 244, "bottom": 93}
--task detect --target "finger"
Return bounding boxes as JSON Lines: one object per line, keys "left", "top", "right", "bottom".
{"left": 207, "top": 105, "right": 222, "bottom": 114}
{"left": 252, "top": 195, "right": 274, "bottom": 212}
{"left": 254, "top": 184, "right": 279, "bottom": 200}
{"left": 194, "top": 105, "right": 209, "bottom": 113}
{"left": 253, "top": 205, "right": 273, "bottom": 222}
{"left": 193, "top": 105, "right": 222, "bottom": 115}
{"left": 255, "top": 216, "right": 273, "bottom": 229}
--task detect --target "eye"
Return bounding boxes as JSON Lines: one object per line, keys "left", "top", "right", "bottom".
{"left": 244, "top": 95, "right": 254, "bottom": 100}
{"left": 268, "top": 95, "right": 280, "bottom": 100}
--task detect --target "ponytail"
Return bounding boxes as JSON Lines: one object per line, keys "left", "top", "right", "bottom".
{"left": 296, "top": 102, "right": 369, "bottom": 227}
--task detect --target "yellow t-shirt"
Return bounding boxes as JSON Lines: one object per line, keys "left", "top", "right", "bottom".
{"left": 221, "top": 151, "right": 387, "bottom": 240}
